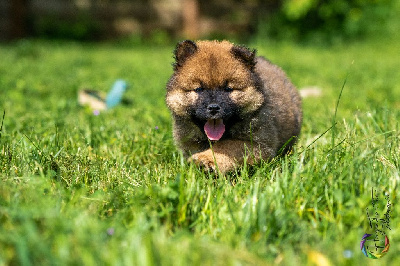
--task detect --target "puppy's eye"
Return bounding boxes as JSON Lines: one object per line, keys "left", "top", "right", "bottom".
{"left": 194, "top": 87, "right": 204, "bottom": 93}
{"left": 224, "top": 86, "right": 233, "bottom": 92}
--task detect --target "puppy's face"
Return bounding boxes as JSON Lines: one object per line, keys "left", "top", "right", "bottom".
{"left": 166, "top": 40, "right": 264, "bottom": 141}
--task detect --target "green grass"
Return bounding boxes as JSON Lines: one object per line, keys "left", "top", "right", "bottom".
{"left": 0, "top": 38, "right": 399, "bottom": 265}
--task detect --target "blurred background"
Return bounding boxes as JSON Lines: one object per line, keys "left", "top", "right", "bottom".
{"left": 1, "top": 0, "right": 399, "bottom": 43}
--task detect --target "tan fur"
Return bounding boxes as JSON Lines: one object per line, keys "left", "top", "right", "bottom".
{"left": 166, "top": 40, "right": 302, "bottom": 173}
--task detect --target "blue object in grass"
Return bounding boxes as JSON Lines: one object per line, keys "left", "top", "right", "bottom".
{"left": 106, "top": 80, "right": 127, "bottom": 108}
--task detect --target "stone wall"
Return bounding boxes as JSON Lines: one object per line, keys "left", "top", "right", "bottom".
{"left": 0, "top": 0, "right": 278, "bottom": 41}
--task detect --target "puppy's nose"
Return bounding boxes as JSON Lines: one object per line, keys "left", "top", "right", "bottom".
{"left": 207, "top": 103, "right": 220, "bottom": 115}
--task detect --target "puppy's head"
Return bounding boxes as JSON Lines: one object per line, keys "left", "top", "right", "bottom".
{"left": 166, "top": 40, "right": 264, "bottom": 141}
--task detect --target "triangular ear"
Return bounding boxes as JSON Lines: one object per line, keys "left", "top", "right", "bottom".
{"left": 230, "top": 45, "right": 256, "bottom": 70}
{"left": 173, "top": 40, "right": 198, "bottom": 70}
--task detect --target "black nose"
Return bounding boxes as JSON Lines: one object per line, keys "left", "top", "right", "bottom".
{"left": 207, "top": 103, "right": 220, "bottom": 115}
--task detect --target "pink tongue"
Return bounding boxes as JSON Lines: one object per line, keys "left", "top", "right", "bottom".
{"left": 204, "top": 119, "right": 225, "bottom": 141}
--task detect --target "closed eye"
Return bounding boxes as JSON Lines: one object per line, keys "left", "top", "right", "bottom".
{"left": 194, "top": 87, "right": 204, "bottom": 93}
{"left": 224, "top": 86, "right": 233, "bottom": 92}
{"left": 222, "top": 80, "right": 234, "bottom": 92}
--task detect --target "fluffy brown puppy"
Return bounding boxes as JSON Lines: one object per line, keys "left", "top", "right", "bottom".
{"left": 166, "top": 40, "right": 302, "bottom": 173}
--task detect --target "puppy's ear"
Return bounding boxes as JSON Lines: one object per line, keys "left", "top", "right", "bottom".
{"left": 173, "top": 40, "right": 198, "bottom": 70}
{"left": 231, "top": 45, "right": 256, "bottom": 71}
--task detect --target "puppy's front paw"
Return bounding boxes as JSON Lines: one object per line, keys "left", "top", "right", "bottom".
{"left": 189, "top": 150, "right": 216, "bottom": 171}
{"left": 189, "top": 150, "right": 236, "bottom": 173}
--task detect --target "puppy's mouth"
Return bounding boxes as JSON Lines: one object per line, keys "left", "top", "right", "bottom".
{"left": 204, "top": 119, "right": 225, "bottom": 141}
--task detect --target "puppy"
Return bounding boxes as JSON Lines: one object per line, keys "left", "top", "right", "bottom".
{"left": 166, "top": 40, "right": 302, "bottom": 173}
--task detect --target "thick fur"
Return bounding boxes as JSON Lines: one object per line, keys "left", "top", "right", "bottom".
{"left": 166, "top": 40, "right": 302, "bottom": 173}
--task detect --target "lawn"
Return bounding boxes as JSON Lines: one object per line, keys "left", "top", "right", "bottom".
{"left": 0, "top": 37, "right": 399, "bottom": 265}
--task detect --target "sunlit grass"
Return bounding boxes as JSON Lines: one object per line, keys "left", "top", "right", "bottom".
{"left": 0, "top": 38, "right": 399, "bottom": 265}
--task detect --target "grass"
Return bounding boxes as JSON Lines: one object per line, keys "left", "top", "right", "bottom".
{"left": 0, "top": 37, "right": 399, "bottom": 265}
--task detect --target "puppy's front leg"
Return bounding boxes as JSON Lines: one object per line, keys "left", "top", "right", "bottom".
{"left": 189, "top": 140, "right": 270, "bottom": 173}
